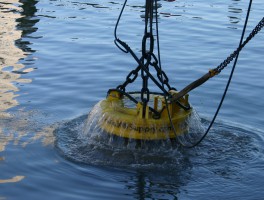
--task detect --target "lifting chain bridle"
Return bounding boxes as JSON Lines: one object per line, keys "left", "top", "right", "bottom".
{"left": 113, "top": 0, "right": 190, "bottom": 118}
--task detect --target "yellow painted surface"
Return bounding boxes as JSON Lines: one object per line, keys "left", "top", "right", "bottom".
{"left": 100, "top": 91, "right": 191, "bottom": 140}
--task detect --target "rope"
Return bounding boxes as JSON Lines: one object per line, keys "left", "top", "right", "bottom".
{"left": 114, "top": 0, "right": 128, "bottom": 53}
{"left": 151, "top": 0, "right": 187, "bottom": 145}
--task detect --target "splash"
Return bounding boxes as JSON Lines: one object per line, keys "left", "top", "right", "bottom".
{"left": 81, "top": 100, "right": 205, "bottom": 147}
{"left": 55, "top": 101, "right": 206, "bottom": 168}
{"left": 55, "top": 100, "right": 263, "bottom": 178}
{"left": 177, "top": 109, "right": 206, "bottom": 146}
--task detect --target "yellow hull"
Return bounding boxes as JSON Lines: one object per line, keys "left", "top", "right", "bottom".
{"left": 99, "top": 91, "right": 192, "bottom": 140}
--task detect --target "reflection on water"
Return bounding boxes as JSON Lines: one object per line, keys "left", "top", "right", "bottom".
{"left": 0, "top": 110, "right": 56, "bottom": 185}
{"left": 0, "top": 109, "right": 56, "bottom": 153}
{"left": 16, "top": 0, "right": 39, "bottom": 53}
{"left": 0, "top": 1, "right": 50, "bottom": 156}
{"left": 228, "top": 0, "right": 242, "bottom": 27}
{"left": 123, "top": 168, "right": 191, "bottom": 199}
{"left": 0, "top": 176, "right": 25, "bottom": 184}
{"left": 0, "top": 1, "right": 25, "bottom": 116}
{"left": 0, "top": 0, "right": 38, "bottom": 117}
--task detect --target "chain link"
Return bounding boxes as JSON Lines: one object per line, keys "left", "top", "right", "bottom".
{"left": 150, "top": 53, "right": 173, "bottom": 91}
{"left": 142, "top": 33, "right": 154, "bottom": 58}
{"left": 114, "top": 0, "right": 184, "bottom": 116}
{"left": 140, "top": 55, "right": 151, "bottom": 111}
{"left": 117, "top": 65, "right": 141, "bottom": 91}
{"left": 216, "top": 17, "right": 264, "bottom": 74}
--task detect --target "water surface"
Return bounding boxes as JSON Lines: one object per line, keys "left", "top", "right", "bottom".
{"left": 0, "top": 0, "right": 263, "bottom": 199}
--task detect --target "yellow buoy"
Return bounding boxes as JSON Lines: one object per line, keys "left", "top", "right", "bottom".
{"left": 99, "top": 90, "right": 192, "bottom": 140}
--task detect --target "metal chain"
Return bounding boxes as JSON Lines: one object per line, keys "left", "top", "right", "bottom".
{"left": 215, "top": 17, "right": 264, "bottom": 74}
{"left": 117, "top": 65, "right": 141, "bottom": 92}
{"left": 149, "top": 53, "right": 175, "bottom": 91}
{"left": 140, "top": 0, "right": 154, "bottom": 113}
{"left": 113, "top": 0, "right": 188, "bottom": 114}
{"left": 142, "top": 0, "right": 154, "bottom": 58}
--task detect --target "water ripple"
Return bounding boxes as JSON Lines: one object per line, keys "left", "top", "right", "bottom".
{"left": 55, "top": 102, "right": 263, "bottom": 178}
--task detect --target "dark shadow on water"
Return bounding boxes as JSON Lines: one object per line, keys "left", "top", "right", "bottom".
{"left": 123, "top": 169, "right": 189, "bottom": 200}
{"left": 15, "top": 0, "right": 40, "bottom": 53}
{"left": 54, "top": 114, "right": 194, "bottom": 199}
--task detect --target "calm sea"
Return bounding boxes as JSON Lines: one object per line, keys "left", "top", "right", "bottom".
{"left": 0, "top": 0, "right": 263, "bottom": 199}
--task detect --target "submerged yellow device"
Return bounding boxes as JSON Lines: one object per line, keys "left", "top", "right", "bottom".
{"left": 97, "top": 0, "right": 195, "bottom": 140}
{"left": 99, "top": 90, "right": 192, "bottom": 140}
{"left": 95, "top": 0, "right": 264, "bottom": 144}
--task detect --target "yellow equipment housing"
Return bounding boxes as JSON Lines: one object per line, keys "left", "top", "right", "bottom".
{"left": 99, "top": 90, "right": 192, "bottom": 140}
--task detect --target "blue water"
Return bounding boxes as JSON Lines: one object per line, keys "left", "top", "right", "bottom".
{"left": 0, "top": 0, "right": 263, "bottom": 199}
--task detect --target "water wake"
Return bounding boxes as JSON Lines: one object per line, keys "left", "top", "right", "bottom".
{"left": 55, "top": 101, "right": 263, "bottom": 172}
